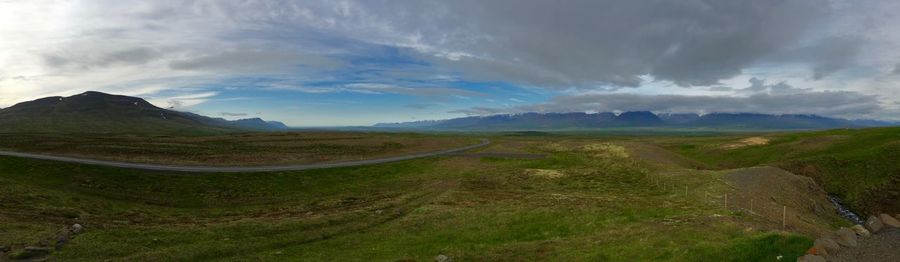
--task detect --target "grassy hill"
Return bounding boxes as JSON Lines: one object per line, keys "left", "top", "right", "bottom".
{"left": 660, "top": 127, "right": 900, "bottom": 215}
{"left": 0, "top": 91, "right": 282, "bottom": 134}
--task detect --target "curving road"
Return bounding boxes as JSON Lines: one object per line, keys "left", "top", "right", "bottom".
{"left": 0, "top": 139, "right": 490, "bottom": 173}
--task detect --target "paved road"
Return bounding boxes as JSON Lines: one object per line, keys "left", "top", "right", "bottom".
{"left": 0, "top": 139, "right": 490, "bottom": 173}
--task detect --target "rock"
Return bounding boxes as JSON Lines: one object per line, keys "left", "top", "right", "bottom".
{"left": 70, "top": 224, "right": 84, "bottom": 234}
{"left": 434, "top": 254, "right": 453, "bottom": 262}
{"left": 0, "top": 246, "right": 9, "bottom": 252}
{"left": 55, "top": 234, "right": 69, "bottom": 250}
{"left": 880, "top": 213, "right": 900, "bottom": 228}
{"left": 834, "top": 227, "right": 858, "bottom": 247}
{"left": 814, "top": 238, "right": 840, "bottom": 253}
{"left": 15, "top": 246, "right": 52, "bottom": 259}
{"left": 23, "top": 247, "right": 51, "bottom": 253}
{"left": 865, "top": 216, "right": 883, "bottom": 233}
{"left": 797, "top": 254, "right": 826, "bottom": 262}
{"left": 850, "top": 224, "right": 871, "bottom": 237}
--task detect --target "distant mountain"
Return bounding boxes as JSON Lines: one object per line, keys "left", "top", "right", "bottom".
{"left": 374, "top": 111, "right": 897, "bottom": 131}
{"left": 230, "top": 118, "right": 290, "bottom": 130}
{"left": 0, "top": 91, "right": 289, "bottom": 134}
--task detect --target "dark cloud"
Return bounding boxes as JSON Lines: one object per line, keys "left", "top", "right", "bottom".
{"left": 768, "top": 36, "right": 863, "bottom": 79}
{"left": 809, "top": 37, "right": 863, "bottom": 79}
{"left": 349, "top": 0, "right": 833, "bottom": 87}
{"left": 894, "top": 63, "right": 900, "bottom": 74}
{"left": 451, "top": 91, "right": 881, "bottom": 118}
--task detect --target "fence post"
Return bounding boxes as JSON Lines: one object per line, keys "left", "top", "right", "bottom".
{"left": 750, "top": 199, "right": 754, "bottom": 215}
{"left": 724, "top": 194, "right": 728, "bottom": 209}
{"left": 782, "top": 206, "right": 786, "bottom": 229}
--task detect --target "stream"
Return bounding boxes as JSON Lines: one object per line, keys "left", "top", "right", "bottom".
{"left": 828, "top": 194, "right": 864, "bottom": 224}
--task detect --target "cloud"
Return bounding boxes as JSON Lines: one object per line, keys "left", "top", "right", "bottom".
{"left": 2, "top": 0, "right": 900, "bottom": 124}
{"left": 709, "top": 86, "right": 734, "bottom": 92}
{"left": 219, "top": 112, "right": 248, "bottom": 117}
{"left": 169, "top": 49, "right": 339, "bottom": 73}
{"left": 147, "top": 91, "right": 218, "bottom": 109}
{"left": 267, "top": 82, "right": 484, "bottom": 97}
{"left": 451, "top": 91, "right": 882, "bottom": 119}
{"left": 341, "top": 0, "right": 835, "bottom": 87}
{"left": 739, "top": 78, "right": 810, "bottom": 95}
{"left": 894, "top": 63, "right": 900, "bottom": 74}
{"left": 767, "top": 36, "right": 863, "bottom": 80}
{"left": 42, "top": 47, "right": 161, "bottom": 70}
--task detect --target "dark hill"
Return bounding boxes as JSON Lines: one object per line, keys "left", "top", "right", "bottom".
{"left": 0, "top": 91, "right": 288, "bottom": 134}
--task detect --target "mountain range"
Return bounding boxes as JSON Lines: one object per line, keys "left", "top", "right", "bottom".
{"left": 0, "top": 91, "right": 289, "bottom": 134}
{"left": 374, "top": 111, "right": 897, "bottom": 131}
{"left": 3, "top": 91, "right": 895, "bottom": 133}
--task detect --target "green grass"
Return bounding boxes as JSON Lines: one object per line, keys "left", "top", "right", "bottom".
{"left": 660, "top": 127, "right": 900, "bottom": 214}
{"left": 0, "top": 135, "right": 816, "bottom": 261}
{"left": 0, "top": 132, "right": 475, "bottom": 166}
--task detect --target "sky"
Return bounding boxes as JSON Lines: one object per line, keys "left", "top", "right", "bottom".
{"left": 2, "top": 0, "right": 900, "bottom": 126}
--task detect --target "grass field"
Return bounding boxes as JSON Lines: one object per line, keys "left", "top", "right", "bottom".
{"left": 0, "top": 132, "right": 475, "bottom": 166}
{"left": 655, "top": 127, "right": 900, "bottom": 215}
{"left": 0, "top": 133, "right": 829, "bottom": 261}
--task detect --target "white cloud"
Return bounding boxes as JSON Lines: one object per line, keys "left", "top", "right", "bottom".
{"left": 148, "top": 91, "right": 218, "bottom": 109}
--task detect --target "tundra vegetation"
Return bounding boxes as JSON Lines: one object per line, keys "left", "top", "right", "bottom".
{"left": 2, "top": 128, "right": 898, "bottom": 261}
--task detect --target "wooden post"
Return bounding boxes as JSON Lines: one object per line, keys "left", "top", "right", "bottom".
{"left": 724, "top": 194, "right": 728, "bottom": 208}
{"left": 782, "top": 206, "right": 787, "bottom": 229}
{"left": 750, "top": 199, "right": 754, "bottom": 215}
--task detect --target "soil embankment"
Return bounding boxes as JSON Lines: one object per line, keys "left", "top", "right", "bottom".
{"left": 724, "top": 166, "right": 843, "bottom": 235}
